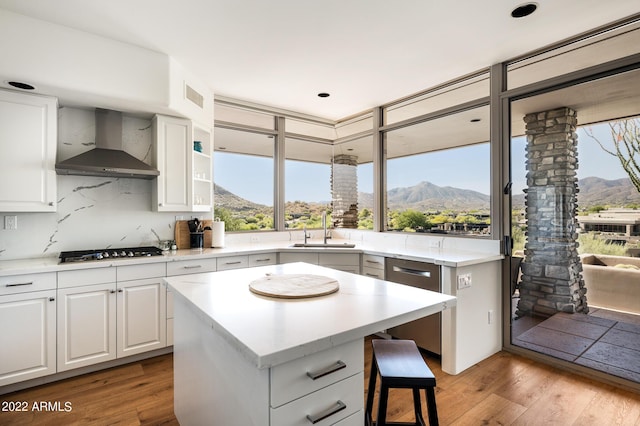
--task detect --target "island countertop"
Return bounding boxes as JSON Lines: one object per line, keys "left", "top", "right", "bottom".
{"left": 165, "top": 262, "right": 456, "bottom": 369}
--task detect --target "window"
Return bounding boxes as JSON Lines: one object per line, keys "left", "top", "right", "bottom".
{"left": 384, "top": 105, "right": 491, "bottom": 235}
{"left": 213, "top": 127, "right": 275, "bottom": 231}
{"left": 284, "top": 137, "right": 332, "bottom": 230}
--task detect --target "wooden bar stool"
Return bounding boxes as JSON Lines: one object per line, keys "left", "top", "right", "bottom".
{"left": 365, "top": 339, "right": 439, "bottom": 426}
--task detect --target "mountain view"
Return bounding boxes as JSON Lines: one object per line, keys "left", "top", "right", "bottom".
{"left": 512, "top": 177, "right": 640, "bottom": 209}
{"left": 215, "top": 177, "right": 640, "bottom": 218}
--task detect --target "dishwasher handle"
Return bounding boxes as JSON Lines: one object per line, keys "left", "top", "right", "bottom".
{"left": 392, "top": 265, "right": 431, "bottom": 278}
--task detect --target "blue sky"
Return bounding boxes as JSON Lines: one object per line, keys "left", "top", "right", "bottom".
{"left": 214, "top": 121, "right": 631, "bottom": 205}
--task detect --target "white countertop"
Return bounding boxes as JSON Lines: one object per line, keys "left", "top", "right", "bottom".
{"left": 165, "top": 262, "right": 456, "bottom": 369}
{"left": 0, "top": 238, "right": 502, "bottom": 277}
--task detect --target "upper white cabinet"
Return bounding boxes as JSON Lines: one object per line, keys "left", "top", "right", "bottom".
{"left": 0, "top": 89, "right": 57, "bottom": 212}
{"left": 152, "top": 115, "right": 212, "bottom": 212}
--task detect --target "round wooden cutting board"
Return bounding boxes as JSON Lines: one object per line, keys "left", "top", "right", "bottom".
{"left": 249, "top": 273, "right": 339, "bottom": 299}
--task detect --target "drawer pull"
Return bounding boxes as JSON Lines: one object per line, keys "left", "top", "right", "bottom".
{"left": 306, "top": 400, "right": 346, "bottom": 424}
{"left": 6, "top": 282, "right": 33, "bottom": 287}
{"left": 365, "top": 259, "right": 381, "bottom": 264}
{"left": 255, "top": 258, "right": 271, "bottom": 262}
{"left": 224, "top": 261, "right": 242, "bottom": 265}
{"left": 183, "top": 265, "right": 202, "bottom": 269}
{"left": 306, "top": 360, "right": 346, "bottom": 380}
{"left": 365, "top": 273, "right": 379, "bottom": 277}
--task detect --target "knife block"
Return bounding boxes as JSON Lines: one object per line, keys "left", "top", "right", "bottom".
{"left": 174, "top": 220, "right": 212, "bottom": 249}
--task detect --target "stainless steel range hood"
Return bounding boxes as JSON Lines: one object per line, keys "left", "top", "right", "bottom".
{"left": 55, "top": 109, "right": 160, "bottom": 179}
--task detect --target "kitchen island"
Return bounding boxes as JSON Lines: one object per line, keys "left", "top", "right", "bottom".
{"left": 165, "top": 262, "right": 456, "bottom": 426}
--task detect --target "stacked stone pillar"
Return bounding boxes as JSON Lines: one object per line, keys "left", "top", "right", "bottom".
{"left": 331, "top": 154, "right": 358, "bottom": 228}
{"left": 516, "top": 107, "right": 588, "bottom": 317}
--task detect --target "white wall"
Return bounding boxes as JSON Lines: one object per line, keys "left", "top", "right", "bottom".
{"left": 0, "top": 107, "right": 182, "bottom": 260}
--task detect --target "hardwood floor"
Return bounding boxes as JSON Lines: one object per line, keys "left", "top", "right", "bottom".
{"left": 1, "top": 337, "right": 639, "bottom": 425}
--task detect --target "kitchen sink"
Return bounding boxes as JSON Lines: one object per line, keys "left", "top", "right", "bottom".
{"left": 290, "top": 243, "right": 356, "bottom": 248}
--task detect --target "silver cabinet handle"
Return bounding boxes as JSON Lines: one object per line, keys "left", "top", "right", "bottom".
{"left": 392, "top": 265, "right": 431, "bottom": 277}
{"left": 255, "top": 258, "right": 271, "bottom": 262}
{"left": 223, "top": 261, "right": 242, "bottom": 265}
{"left": 306, "top": 400, "right": 346, "bottom": 424}
{"left": 6, "top": 282, "right": 33, "bottom": 287}
{"left": 365, "top": 259, "right": 381, "bottom": 264}
{"left": 306, "top": 360, "right": 346, "bottom": 380}
{"left": 365, "top": 273, "right": 380, "bottom": 277}
{"left": 183, "top": 265, "right": 202, "bottom": 269}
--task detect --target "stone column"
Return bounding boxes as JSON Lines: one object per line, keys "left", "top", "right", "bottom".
{"left": 331, "top": 154, "right": 358, "bottom": 228}
{"left": 516, "top": 107, "right": 588, "bottom": 317}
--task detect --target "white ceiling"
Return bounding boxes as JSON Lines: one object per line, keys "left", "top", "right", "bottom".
{"left": 0, "top": 0, "right": 638, "bottom": 121}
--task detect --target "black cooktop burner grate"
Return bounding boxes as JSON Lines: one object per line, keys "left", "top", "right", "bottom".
{"left": 59, "top": 246, "right": 164, "bottom": 263}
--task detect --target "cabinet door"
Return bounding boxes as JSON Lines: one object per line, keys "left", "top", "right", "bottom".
{"left": 0, "top": 290, "right": 56, "bottom": 386}
{"left": 0, "top": 89, "right": 57, "bottom": 212}
{"left": 117, "top": 278, "right": 167, "bottom": 358}
{"left": 57, "top": 283, "right": 117, "bottom": 372}
{"left": 153, "top": 114, "right": 192, "bottom": 211}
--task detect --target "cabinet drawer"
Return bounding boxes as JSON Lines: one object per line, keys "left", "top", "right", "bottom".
{"left": 362, "top": 254, "right": 385, "bottom": 270}
{"left": 117, "top": 262, "right": 166, "bottom": 281}
{"left": 362, "top": 267, "right": 384, "bottom": 279}
{"left": 270, "top": 339, "right": 363, "bottom": 408}
{"left": 0, "top": 272, "right": 56, "bottom": 295}
{"left": 166, "top": 258, "right": 217, "bottom": 276}
{"left": 319, "top": 253, "right": 359, "bottom": 266}
{"left": 58, "top": 267, "right": 116, "bottom": 288}
{"left": 270, "top": 372, "right": 363, "bottom": 426}
{"left": 279, "top": 252, "right": 319, "bottom": 265}
{"left": 248, "top": 253, "right": 276, "bottom": 267}
{"left": 216, "top": 255, "right": 248, "bottom": 271}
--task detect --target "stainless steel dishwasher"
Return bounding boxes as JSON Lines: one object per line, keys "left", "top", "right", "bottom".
{"left": 385, "top": 258, "right": 442, "bottom": 355}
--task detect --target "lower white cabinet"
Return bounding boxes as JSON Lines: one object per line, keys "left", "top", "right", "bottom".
{"left": 361, "top": 254, "right": 385, "bottom": 279}
{"left": 0, "top": 286, "right": 56, "bottom": 386}
{"left": 57, "top": 282, "right": 117, "bottom": 372}
{"left": 319, "top": 253, "right": 360, "bottom": 274}
{"left": 57, "top": 264, "right": 167, "bottom": 372}
{"left": 117, "top": 277, "right": 166, "bottom": 358}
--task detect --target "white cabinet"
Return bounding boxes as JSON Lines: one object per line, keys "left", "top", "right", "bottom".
{"left": 279, "top": 252, "right": 319, "bottom": 265}
{"left": 216, "top": 255, "right": 249, "bottom": 271}
{"left": 319, "top": 253, "right": 360, "bottom": 274}
{"left": 362, "top": 254, "right": 385, "bottom": 279}
{"left": 57, "top": 263, "right": 167, "bottom": 372}
{"left": 166, "top": 257, "right": 218, "bottom": 276}
{"left": 116, "top": 264, "right": 167, "bottom": 358}
{"left": 0, "top": 273, "right": 57, "bottom": 386}
{"left": 152, "top": 114, "right": 212, "bottom": 212}
{"left": 249, "top": 252, "right": 277, "bottom": 267}
{"left": 0, "top": 89, "right": 57, "bottom": 212}
{"left": 57, "top": 282, "right": 117, "bottom": 372}
{"left": 279, "top": 252, "right": 360, "bottom": 274}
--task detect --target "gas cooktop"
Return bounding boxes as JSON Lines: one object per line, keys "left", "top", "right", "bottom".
{"left": 59, "top": 246, "right": 164, "bottom": 263}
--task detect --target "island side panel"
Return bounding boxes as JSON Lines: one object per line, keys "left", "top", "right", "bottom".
{"left": 441, "top": 260, "right": 502, "bottom": 375}
{"left": 173, "top": 294, "right": 270, "bottom": 426}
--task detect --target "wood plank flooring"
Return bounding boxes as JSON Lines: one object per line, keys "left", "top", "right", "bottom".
{"left": 1, "top": 337, "right": 639, "bottom": 425}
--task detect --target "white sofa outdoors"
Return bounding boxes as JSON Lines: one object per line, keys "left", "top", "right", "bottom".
{"left": 581, "top": 254, "right": 640, "bottom": 315}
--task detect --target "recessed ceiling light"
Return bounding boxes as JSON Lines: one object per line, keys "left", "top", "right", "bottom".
{"left": 7, "top": 81, "right": 36, "bottom": 90}
{"left": 511, "top": 3, "right": 537, "bottom": 18}
{"left": 470, "top": 118, "right": 481, "bottom": 123}
{"left": 317, "top": 92, "right": 330, "bottom": 98}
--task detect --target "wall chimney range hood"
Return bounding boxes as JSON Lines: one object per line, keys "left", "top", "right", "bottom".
{"left": 55, "top": 109, "right": 160, "bottom": 179}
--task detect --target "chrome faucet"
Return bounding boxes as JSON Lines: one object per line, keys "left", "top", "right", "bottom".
{"left": 303, "top": 223, "right": 311, "bottom": 244}
{"left": 322, "top": 211, "right": 328, "bottom": 244}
